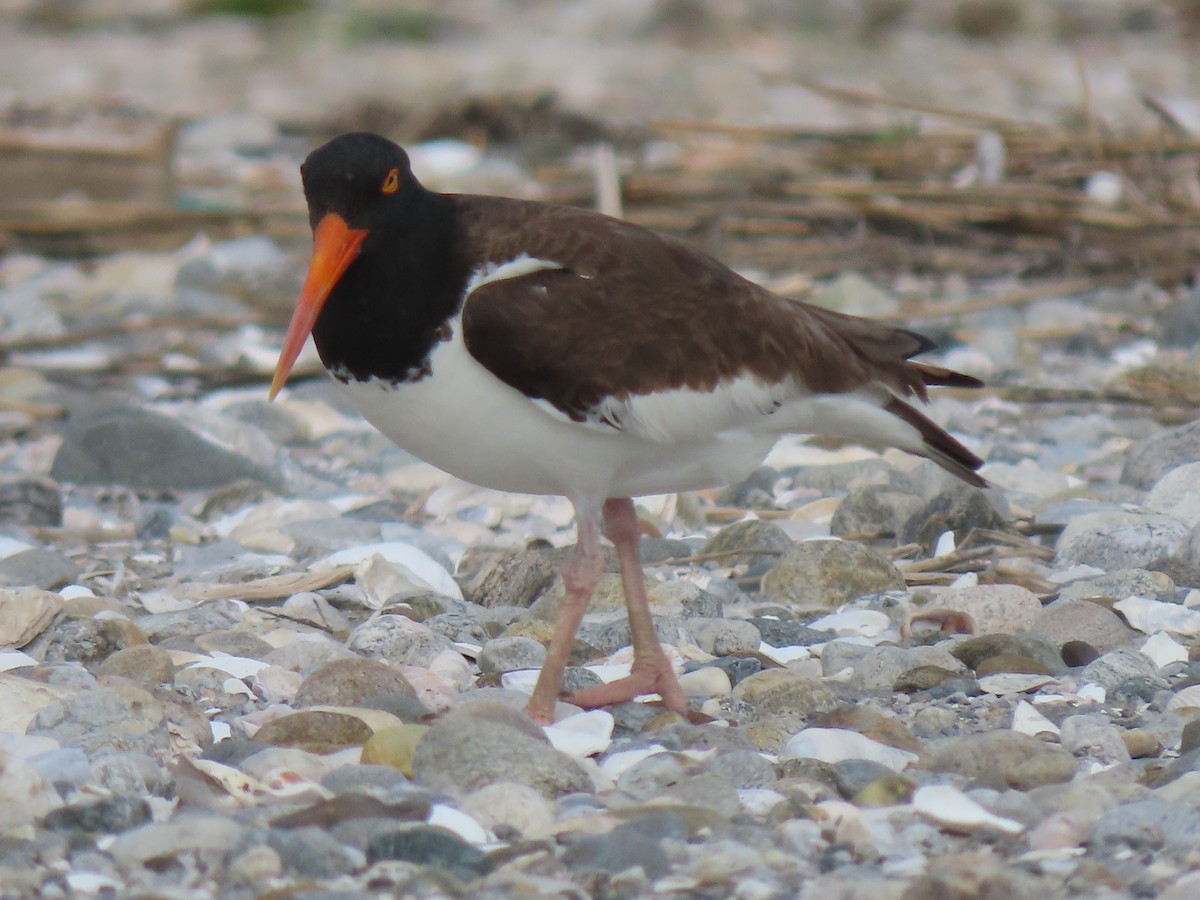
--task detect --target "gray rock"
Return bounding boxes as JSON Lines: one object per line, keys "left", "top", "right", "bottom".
{"left": 365, "top": 824, "right": 493, "bottom": 881}
{"left": 0, "top": 548, "right": 78, "bottom": 590}
{"left": 1059, "top": 714, "right": 1133, "bottom": 766}
{"left": 707, "top": 749, "right": 777, "bottom": 789}
{"left": 320, "top": 764, "right": 411, "bottom": 796}
{"left": 51, "top": 405, "right": 278, "bottom": 490}
{"left": 135, "top": 600, "right": 244, "bottom": 644}
{"left": 346, "top": 618, "right": 457, "bottom": 667}
{"left": 789, "top": 459, "right": 894, "bottom": 494}
{"left": 831, "top": 483, "right": 924, "bottom": 538}
{"left": 749, "top": 618, "right": 832, "bottom": 647}
{"left": 1034, "top": 598, "right": 1139, "bottom": 654}
{"left": 1057, "top": 568, "right": 1178, "bottom": 604}
{"left": 587, "top": 615, "right": 692, "bottom": 656}
{"left": 1089, "top": 798, "right": 1200, "bottom": 860}
{"left": 1146, "top": 461, "right": 1200, "bottom": 526}
{"left": 1122, "top": 419, "right": 1200, "bottom": 489}
{"left": 921, "top": 732, "right": 1076, "bottom": 790}
{"left": 821, "top": 641, "right": 966, "bottom": 691}
{"left": 1056, "top": 510, "right": 1190, "bottom": 569}
{"left": 294, "top": 657, "right": 416, "bottom": 708}
{"left": 1079, "top": 647, "right": 1163, "bottom": 690}
{"left": 423, "top": 610, "right": 492, "bottom": 645}
{"left": 31, "top": 617, "right": 148, "bottom": 668}
{"left": 701, "top": 518, "right": 794, "bottom": 574}
{"left": 897, "top": 484, "right": 1005, "bottom": 550}
{"left": 262, "top": 827, "right": 356, "bottom": 878}
{"left": 42, "top": 795, "right": 151, "bottom": 834}
{"left": 477, "top": 635, "right": 547, "bottom": 674}
{"left": 410, "top": 702, "right": 591, "bottom": 798}
{"left": 761, "top": 540, "right": 905, "bottom": 612}
{"left": 28, "top": 684, "right": 169, "bottom": 759}
{"left": 0, "top": 476, "right": 62, "bottom": 527}
{"left": 688, "top": 618, "right": 761, "bottom": 656}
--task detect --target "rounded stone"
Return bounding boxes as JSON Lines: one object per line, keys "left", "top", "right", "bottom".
{"left": 95, "top": 645, "right": 175, "bottom": 688}
{"left": 920, "top": 732, "right": 1076, "bottom": 790}
{"left": 477, "top": 635, "right": 547, "bottom": 674}
{"left": 1056, "top": 510, "right": 1189, "bottom": 569}
{"left": 295, "top": 657, "right": 416, "bottom": 708}
{"left": 761, "top": 540, "right": 905, "bottom": 612}
{"left": 253, "top": 710, "right": 375, "bottom": 753}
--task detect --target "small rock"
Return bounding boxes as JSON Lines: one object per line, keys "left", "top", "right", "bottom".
{"left": 346, "top": 617, "right": 458, "bottom": 668}
{"left": 761, "top": 540, "right": 905, "bottom": 612}
{"left": 701, "top": 519, "right": 794, "bottom": 573}
{"left": 921, "top": 732, "right": 1076, "bottom": 790}
{"left": 1089, "top": 798, "right": 1200, "bottom": 860}
{"left": 42, "top": 794, "right": 151, "bottom": 834}
{"left": 1078, "top": 647, "right": 1163, "bottom": 690}
{"left": 461, "top": 781, "right": 554, "bottom": 838}
{"left": 894, "top": 665, "right": 959, "bottom": 692}
{"left": 51, "top": 405, "right": 278, "bottom": 490}
{"left": 1034, "top": 599, "right": 1138, "bottom": 654}
{"left": 920, "top": 584, "right": 1042, "bottom": 634}
{"left": 688, "top": 618, "right": 761, "bottom": 656}
{"left": 411, "top": 702, "right": 591, "bottom": 798}
{"left": 1122, "top": 418, "right": 1200, "bottom": 489}
{"left": 897, "top": 484, "right": 1004, "bottom": 550}
{"left": 359, "top": 724, "right": 428, "bottom": 776}
{"left": 253, "top": 710, "right": 375, "bottom": 753}
{"left": 294, "top": 657, "right": 416, "bottom": 708}
{"left": 477, "top": 635, "right": 546, "bottom": 674}
{"left": 830, "top": 483, "right": 924, "bottom": 538}
{"left": 1056, "top": 510, "right": 1189, "bottom": 569}
{"left": 821, "top": 642, "right": 966, "bottom": 691}
{"left": 366, "top": 824, "right": 493, "bottom": 880}
{"left": 263, "top": 826, "right": 356, "bottom": 879}
{"left": 27, "top": 683, "right": 169, "bottom": 759}
{"left": 0, "top": 476, "right": 62, "bottom": 527}
{"left": 95, "top": 645, "right": 175, "bottom": 687}
{"left": 677, "top": 666, "right": 732, "bottom": 698}
{"left": 0, "top": 549, "right": 79, "bottom": 590}
{"left": 1059, "top": 714, "right": 1133, "bottom": 765}
{"left": 1058, "top": 568, "right": 1177, "bottom": 604}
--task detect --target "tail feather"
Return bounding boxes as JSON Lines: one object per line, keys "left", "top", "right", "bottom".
{"left": 910, "top": 361, "right": 985, "bottom": 391}
{"left": 885, "top": 396, "right": 988, "bottom": 488}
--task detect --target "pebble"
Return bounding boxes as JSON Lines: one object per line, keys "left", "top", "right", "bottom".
{"left": 410, "top": 702, "right": 592, "bottom": 798}
{"left": 760, "top": 540, "right": 905, "bottom": 611}
{"left": 1056, "top": 510, "right": 1190, "bottom": 569}
{"left": 921, "top": 732, "right": 1076, "bottom": 790}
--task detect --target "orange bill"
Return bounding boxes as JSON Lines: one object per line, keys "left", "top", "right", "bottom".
{"left": 269, "top": 213, "right": 369, "bottom": 400}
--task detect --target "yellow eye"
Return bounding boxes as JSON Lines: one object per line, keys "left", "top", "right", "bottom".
{"left": 381, "top": 168, "right": 400, "bottom": 194}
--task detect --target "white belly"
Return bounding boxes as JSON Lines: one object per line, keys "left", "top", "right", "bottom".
{"left": 332, "top": 327, "right": 776, "bottom": 501}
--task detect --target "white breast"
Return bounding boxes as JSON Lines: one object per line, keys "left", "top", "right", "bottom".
{"left": 332, "top": 317, "right": 779, "bottom": 501}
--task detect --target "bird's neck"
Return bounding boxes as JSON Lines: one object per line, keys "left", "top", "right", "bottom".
{"left": 312, "top": 191, "right": 466, "bottom": 385}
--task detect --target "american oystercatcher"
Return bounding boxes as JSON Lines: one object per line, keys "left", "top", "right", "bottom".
{"left": 270, "top": 132, "right": 986, "bottom": 723}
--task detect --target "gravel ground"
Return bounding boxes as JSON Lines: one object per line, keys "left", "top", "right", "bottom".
{"left": 2, "top": 3, "right": 1200, "bottom": 898}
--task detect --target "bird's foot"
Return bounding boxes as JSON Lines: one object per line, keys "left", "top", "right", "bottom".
{"left": 563, "top": 654, "right": 686, "bottom": 714}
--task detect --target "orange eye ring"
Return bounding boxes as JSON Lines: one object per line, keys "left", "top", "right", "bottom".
{"left": 381, "top": 168, "right": 400, "bottom": 194}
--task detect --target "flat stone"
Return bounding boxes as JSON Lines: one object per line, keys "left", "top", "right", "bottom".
{"left": 27, "top": 683, "right": 170, "bottom": 759}
{"left": 920, "top": 732, "right": 1076, "bottom": 790}
{"left": 0, "top": 548, "right": 78, "bottom": 590}
{"left": 1057, "top": 568, "right": 1177, "bottom": 604}
{"left": 51, "top": 404, "right": 278, "bottom": 490}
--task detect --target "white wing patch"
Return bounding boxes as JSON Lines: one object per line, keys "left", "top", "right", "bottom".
{"left": 464, "top": 254, "right": 564, "bottom": 297}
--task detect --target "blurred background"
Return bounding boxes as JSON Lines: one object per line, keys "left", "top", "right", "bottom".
{"left": 0, "top": 0, "right": 1198, "bottom": 415}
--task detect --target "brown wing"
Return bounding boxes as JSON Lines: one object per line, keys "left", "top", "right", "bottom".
{"left": 455, "top": 195, "right": 975, "bottom": 422}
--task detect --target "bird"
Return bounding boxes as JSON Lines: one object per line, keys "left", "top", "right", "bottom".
{"left": 270, "top": 131, "right": 986, "bottom": 724}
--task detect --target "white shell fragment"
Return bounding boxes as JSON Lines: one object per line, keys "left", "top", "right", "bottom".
{"left": 1140, "top": 631, "right": 1188, "bottom": 669}
{"left": 913, "top": 785, "right": 1024, "bottom": 835}
{"left": 1115, "top": 596, "right": 1200, "bottom": 638}
{"left": 543, "top": 710, "right": 615, "bottom": 758}
{"left": 428, "top": 803, "right": 492, "bottom": 845}
{"left": 1168, "top": 685, "right": 1200, "bottom": 712}
{"left": 321, "top": 542, "right": 462, "bottom": 601}
{"left": 1012, "top": 700, "right": 1060, "bottom": 738}
{"left": 806, "top": 609, "right": 891, "bottom": 638}
{"left": 781, "top": 728, "right": 918, "bottom": 772}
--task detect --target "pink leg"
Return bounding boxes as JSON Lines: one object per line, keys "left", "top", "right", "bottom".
{"left": 525, "top": 503, "right": 604, "bottom": 723}
{"left": 564, "top": 497, "right": 687, "bottom": 714}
